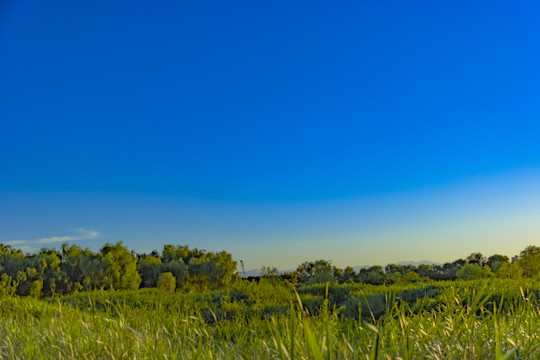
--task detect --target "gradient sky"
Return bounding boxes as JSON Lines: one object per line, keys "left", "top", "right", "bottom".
{"left": 1, "top": 1, "right": 539, "bottom": 270}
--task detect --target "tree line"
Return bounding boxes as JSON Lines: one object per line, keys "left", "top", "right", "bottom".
{"left": 0, "top": 242, "right": 539, "bottom": 297}
{"left": 260, "top": 245, "right": 540, "bottom": 285}
{"left": 0, "top": 242, "right": 237, "bottom": 297}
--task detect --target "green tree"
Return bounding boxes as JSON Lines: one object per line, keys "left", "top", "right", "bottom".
{"left": 79, "top": 251, "right": 107, "bottom": 289}
{"left": 306, "top": 260, "right": 336, "bottom": 285}
{"left": 465, "top": 253, "right": 486, "bottom": 266}
{"left": 338, "top": 266, "right": 357, "bottom": 284}
{"left": 486, "top": 254, "right": 509, "bottom": 269}
{"left": 0, "top": 273, "right": 18, "bottom": 297}
{"left": 100, "top": 242, "right": 142, "bottom": 290}
{"left": 359, "top": 266, "right": 385, "bottom": 285}
{"left": 456, "top": 264, "right": 493, "bottom": 280}
{"left": 138, "top": 254, "right": 162, "bottom": 288}
{"left": 29, "top": 278, "right": 43, "bottom": 298}
{"left": 211, "top": 251, "right": 238, "bottom": 286}
{"left": 162, "top": 259, "right": 187, "bottom": 289}
{"left": 61, "top": 243, "right": 87, "bottom": 291}
{"left": 497, "top": 262, "right": 523, "bottom": 279}
{"left": 157, "top": 272, "right": 176, "bottom": 292}
{"left": 399, "top": 271, "right": 421, "bottom": 284}
{"left": 260, "top": 266, "right": 278, "bottom": 277}
{"left": 518, "top": 245, "right": 540, "bottom": 278}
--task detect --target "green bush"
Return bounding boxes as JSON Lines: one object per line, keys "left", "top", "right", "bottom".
{"left": 157, "top": 272, "right": 176, "bottom": 292}
{"left": 29, "top": 279, "right": 43, "bottom": 298}
{"left": 0, "top": 273, "right": 18, "bottom": 297}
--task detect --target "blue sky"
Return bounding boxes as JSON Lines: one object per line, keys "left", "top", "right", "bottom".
{"left": 1, "top": 1, "right": 539, "bottom": 269}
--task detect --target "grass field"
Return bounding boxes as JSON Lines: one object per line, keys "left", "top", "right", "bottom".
{"left": 0, "top": 279, "right": 539, "bottom": 359}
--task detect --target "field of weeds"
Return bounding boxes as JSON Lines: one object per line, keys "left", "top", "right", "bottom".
{"left": 0, "top": 279, "right": 539, "bottom": 359}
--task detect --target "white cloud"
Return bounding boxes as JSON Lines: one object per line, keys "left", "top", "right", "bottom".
{"left": 36, "top": 228, "right": 102, "bottom": 244}
{"left": 17, "top": 245, "right": 38, "bottom": 253}
{"left": 6, "top": 229, "right": 102, "bottom": 250}
{"left": 6, "top": 240, "right": 27, "bottom": 246}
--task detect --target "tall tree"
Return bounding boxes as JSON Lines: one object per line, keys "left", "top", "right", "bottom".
{"left": 100, "top": 242, "right": 142, "bottom": 290}
{"left": 518, "top": 245, "right": 540, "bottom": 278}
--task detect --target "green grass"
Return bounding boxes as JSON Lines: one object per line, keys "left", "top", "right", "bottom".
{"left": 0, "top": 279, "right": 539, "bottom": 359}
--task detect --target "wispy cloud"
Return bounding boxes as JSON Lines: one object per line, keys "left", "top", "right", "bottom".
{"left": 5, "top": 228, "right": 102, "bottom": 252}
{"left": 6, "top": 240, "right": 27, "bottom": 246}
{"left": 36, "top": 228, "right": 101, "bottom": 244}
{"left": 16, "top": 245, "right": 38, "bottom": 253}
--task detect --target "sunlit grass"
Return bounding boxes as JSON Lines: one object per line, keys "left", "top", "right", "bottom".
{"left": 0, "top": 279, "right": 539, "bottom": 359}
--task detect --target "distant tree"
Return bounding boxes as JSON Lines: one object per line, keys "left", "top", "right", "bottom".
{"left": 385, "top": 264, "right": 415, "bottom": 276}
{"left": 36, "top": 248, "right": 63, "bottom": 296}
{"left": 79, "top": 251, "right": 107, "bottom": 289}
{"left": 138, "top": 254, "right": 162, "bottom": 288}
{"left": 260, "top": 266, "right": 278, "bottom": 277}
{"left": 337, "top": 266, "right": 357, "bottom": 284}
{"left": 497, "top": 262, "right": 523, "bottom": 279}
{"left": 162, "top": 260, "right": 188, "bottom": 288}
{"left": 0, "top": 273, "right": 18, "bottom": 297}
{"left": 29, "top": 278, "right": 43, "bottom": 298}
{"left": 359, "top": 266, "right": 385, "bottom": 285}
{"left": 157, "top": 272, "right": 176, "bottom": 292}
{"left": 486, "top": 254, "right": 509, "bottom": 269}
{"left": 518, "top": 245, "right": 540, "bottom": 278}
{"left": 416, "top": 264, "right": 432, "bottom": 278}
{"left": 385, "top": 272, "right": 401, "bottom": 284}
{"left": 162, "top": 245, "right": 190, "bottom": 263}
{"left": 60, "top": 243, "right": 97, "bottom": 293}
{"left": 399, "top": 271, "right": 421, "bottom": 284}
{"left": 465, "top": 253, "right": 487, "bottom": 266}
{"left": 306, "top": 260, "right": 336, "bottom": 285}
{"left": 211, "top": 251, "right": 238, "bottom": 286}
{"left": 456, "top": 264, "right": 493, "bottom": 280}
{"left": 100, "top": 242, "right": 142, "bottom": 290}
{"left": 295, "top": 261, "right": 315, "bottom": 283}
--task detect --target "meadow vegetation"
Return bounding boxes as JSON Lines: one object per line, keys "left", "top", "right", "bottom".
{"left": 0, "top": 242, "right": 539, "bottom": 359}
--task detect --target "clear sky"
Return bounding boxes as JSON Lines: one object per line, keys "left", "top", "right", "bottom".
{"left": 1, "top": 0, "right": 539, "bottom": 270}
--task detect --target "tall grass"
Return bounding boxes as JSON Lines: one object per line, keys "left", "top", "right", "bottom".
{"left": 0, "top": 279, "right": 538, "bottom": 359}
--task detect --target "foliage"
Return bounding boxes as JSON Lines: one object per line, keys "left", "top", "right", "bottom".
{"left": 1, "top": 278, "right": 538, "bottom": 359}
{"left": 0, "top": 273, "right": 17, "bottom": 297}
{"left": 518, "top": 245, "right": 540, "bottom": 278}
{"left": 29, "top": 278, "right": 43, "bottom": 298}
{"left": 157, "top": 272, "right": 176, "bottom": 292}
{"left": 456, "top": 263, "right": 493, "bottom": 280}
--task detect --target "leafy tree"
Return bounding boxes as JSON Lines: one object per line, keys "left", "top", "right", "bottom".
{"left": 399, "top": 271, "right": 421, "bottom": 284}
{"left": 518, "top": 245, "right": 540, "bottom": 278}
{"left": 0, "top": 273, "right": 18, "bottom": 297}
{"left": 337, "top": 266, "right": 357, "bottom": 284}
{"left": 211, "top": 251, "right": 238, "bottom": 286}
{"left": 385, "top": 272, "right": 401, "bottom": 284}
{"left": 29, "top": 278, "right": 43, "bottom": 298}
{"left": 79, "top": 251, "right": 107, "bottom": 289}
{"left": 162, "top": 260, "right": 188, "bottom": 288}
{"left": 157, "top": 272, "right": 176, "bottom": 292}
{"left": 359, "top": 266, "right": 385, "bottom": 285}
{"left": 100, "top": 242, "right": 142, "bottom": 290}
{"left": 61, "top": 243, "right": 86, "bottom": 290}
{"left": 306, "top": 260, "right": 336, "bottom": 285}
{"left": 162, "top": 245, "right": 189, "bottom": 263}
{"left": 465, "top": 252, "right": 486, "bottom": 266}
{"left": 456, "top": 264, "right": 493, "bottom": 280}
{"left": 35, "top": 249, "right": 63, "bottom": 296}
{"left": 497, "top": 262, "right": 523, "bottom": 279}
{"left": 486, "top": 254, "right": 509, "bottom": 269}
{"left": 295, "top": 261, "right": 315, "bottom": 283}
{"left": 138, "top": 254, "right": 162, "bottom": 288}
{"left": 260, "top": 266, "right": 278, "bottom": 277}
